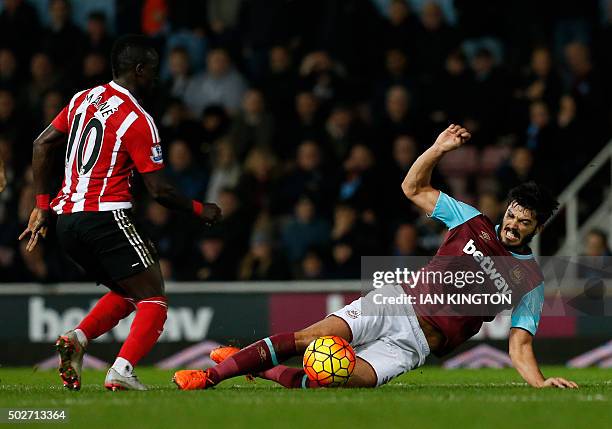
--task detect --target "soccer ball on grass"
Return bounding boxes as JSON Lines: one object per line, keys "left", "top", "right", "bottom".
{"left": 303, "top": 335, "right": 356, "bottom": 386}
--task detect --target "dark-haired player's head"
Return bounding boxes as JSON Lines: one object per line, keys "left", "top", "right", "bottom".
{"left": 499, "top": 181, "right": 559, "bottom": 249}
{"left": 110, "top": 35, "right": 158, "bottom": 96}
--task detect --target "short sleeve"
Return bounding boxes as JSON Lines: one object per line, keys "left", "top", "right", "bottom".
{"left": 124, "top": 117, "right": 164, "bottom": 173}
{"left": 51, "top": 105, "right": 69, "bottom": 134}
{"left": 510, "top": 283, "right": 544, "bottom": 336}
{"left": 429, "top": 191, "right": 481, "bottom": 229}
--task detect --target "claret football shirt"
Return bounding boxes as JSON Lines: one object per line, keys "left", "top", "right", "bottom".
{"left": 411, "top": 192, "right": 544, "bottom": 356}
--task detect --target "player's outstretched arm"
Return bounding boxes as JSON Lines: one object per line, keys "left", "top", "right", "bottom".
{"left": 19, "top": 125, "right": 67, "bottom": 251}
{"left": 141, "top": 169, "right": 222, "bottom": 225}
{"left": 401, "top": 124, "right": 470, "bottom": 214}
{"left": 509, "top": 328, "right": 578, "bottom": 388}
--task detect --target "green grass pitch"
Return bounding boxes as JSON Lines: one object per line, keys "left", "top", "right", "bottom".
{"left": 1, "top": 367, "right": 610, "bottom": 429}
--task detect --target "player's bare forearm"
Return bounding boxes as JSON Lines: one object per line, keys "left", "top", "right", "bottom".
{"left": 141, "top": 170, "right": 222, "bottom": 224}
{"left": 401, "top": 124, "right": 471, "bottom": 213}
{"left": 401, "top": 144, "right": 444, "bottom": 213}
{"left": 18, "top": 125, "right": 65, "bottom": 251}
{"left": 32, "top": 125, "right": 66, "bottom": 195}
{"left": 508, "top": 328, "right": 546, "bottom": 387}
{"left": 509, "top": 328, "right": 578, "bottom": 388}
{"left": 142, "top": 169, "right": 192, "bottom": 211}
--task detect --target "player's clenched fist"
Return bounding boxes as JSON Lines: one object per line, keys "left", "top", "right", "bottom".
{"left": 433, "top": 124, "right": 471, "bottom": 153}
{"left": 200, "top": 203, "right": 222, "bottom": 225}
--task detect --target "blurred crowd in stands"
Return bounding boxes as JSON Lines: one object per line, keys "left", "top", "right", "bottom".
{"left": 0, "top": 0, "right": 611, "bottom": 283}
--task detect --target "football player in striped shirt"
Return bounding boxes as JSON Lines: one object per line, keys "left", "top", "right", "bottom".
{"left": 19, "top": 35, "right": 222, "bottom": 391}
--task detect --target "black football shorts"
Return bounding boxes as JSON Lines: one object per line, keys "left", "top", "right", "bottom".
{"left": 56, "top": 209, "right": 158, "bottom": 284}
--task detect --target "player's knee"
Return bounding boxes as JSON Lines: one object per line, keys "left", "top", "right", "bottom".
{"left": 117, "top": 268, "right": 165, "bottom": 301}
{"left": 295, "top": 316, "right": 354, "bottom": 350}
{"left": 120, "top": 287, "right": 163, "bottom": 302}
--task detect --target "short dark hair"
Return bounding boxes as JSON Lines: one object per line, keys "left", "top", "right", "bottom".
{"left": 507, "top": 181, "right": 559, "bottom": 226}
{"left": 110, "top": 35, "right": 156, "bottom": 78}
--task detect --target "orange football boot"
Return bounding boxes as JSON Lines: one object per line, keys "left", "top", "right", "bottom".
{"left": 210, "top": 346, "right": 255, "bottom": 382}
{"left": 210, "top": 346, "right": 240, "bottom": 364}
{"left": 172, "top": 369, "right": 214, "bottom": 390}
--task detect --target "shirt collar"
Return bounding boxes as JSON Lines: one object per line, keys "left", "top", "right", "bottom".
{"left": 109, "top": 80, "right": 133, "bottom": 97}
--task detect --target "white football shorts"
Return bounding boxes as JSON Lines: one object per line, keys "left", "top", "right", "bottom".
{"left": 330, "top": 284, "right": 430, "bottom": 386}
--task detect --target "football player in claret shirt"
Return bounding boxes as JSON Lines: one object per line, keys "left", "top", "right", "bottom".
{"left": 173, "top": 124, "right": 578, "bottom": 391}
{"left": 19, "top": 35, "right": 222, "bottom": 391}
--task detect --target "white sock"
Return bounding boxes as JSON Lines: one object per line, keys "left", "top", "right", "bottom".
{"left": 74, "top": 329, "right": 88, "bottom": 348}
{"left": 112, "top": 357, "right": 134, "bottom": 377}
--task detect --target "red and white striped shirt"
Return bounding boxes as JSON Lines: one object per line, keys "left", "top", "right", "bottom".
{"left": 50, "top": 81, "right": 164, "bottom": 214}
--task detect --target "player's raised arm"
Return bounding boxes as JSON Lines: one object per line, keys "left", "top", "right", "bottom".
{"left": 141, "top": 169, "right": 222, "bottom": 225}
{"left": 509, "top": 328, "right": 578, "bottom": 388}
{"left": 401, "top": 124, "right": 471, "bottom": 214}
{"left": 19, "top": 124, "right": 67, "bottom": 251}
